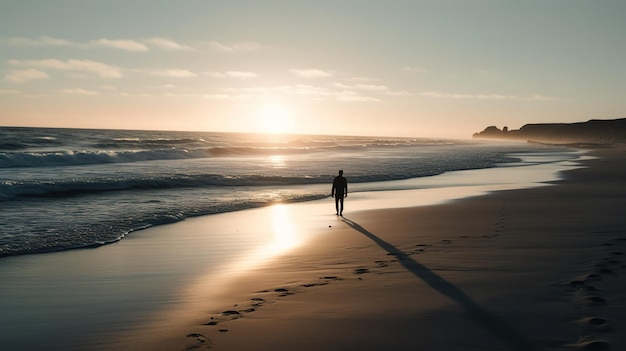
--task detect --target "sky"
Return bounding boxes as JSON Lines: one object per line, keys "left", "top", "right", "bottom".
{"left": 1, "top": 0, "right": 624, "bottom": 139}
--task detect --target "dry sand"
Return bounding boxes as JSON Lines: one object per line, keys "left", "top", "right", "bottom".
{"left": 141, "top": 146, "right": 625, "bottom": 351}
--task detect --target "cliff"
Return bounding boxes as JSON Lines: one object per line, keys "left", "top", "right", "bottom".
{"left": 473, "top": 118, "right": 626, "bottom": 144}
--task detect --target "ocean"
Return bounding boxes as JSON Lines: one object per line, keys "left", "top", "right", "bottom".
{"left": 0, "top": 126, "right": 588, "bottom": 350}
{"left": 0, "top": 126, "right": 579, "bottom": 258}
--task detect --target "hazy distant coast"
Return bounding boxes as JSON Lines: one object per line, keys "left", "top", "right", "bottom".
{"left": 473, "top": 117, "right": 626, "bottom": 145}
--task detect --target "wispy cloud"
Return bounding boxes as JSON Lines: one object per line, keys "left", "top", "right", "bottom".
{"left": 210, "top": 41, "right": 261, "bottom": 52}
{"left": 290, "top": 68, "right": 333, "bottom": 78}
{"left": 3, "top": 68, "right": 50, "bottom": 83}
{"left": 334, "top": 82, "right": 411, "bottom": 96}
{"left": 2, "top": 36, "right": 196, "bottom": 52}
{"left": 204, "top": 71, "right": 259, "bottom": 79}
{"left": 58, "top": 88, "right": 99, "bottom": 95}
{"left": 336, "top": 83, "right": 388, "bottom": 91}
{"left": 525, "top": 95, "right": 559, "bottom": 101}
{"left": 223, "top": 84, "right": 382, "bottom": 102}
{"left": 161, "top": 92, "right": 250, "bottom": 100}
{"left": 337, "top": 95, "right": 382, "bottom": 102}
{"left": 419, "top": 91, "right": 557, "bottom": 101}
{"left": 90, "top": 38, "right": 148, "bottom": 52}
{"left": 2, "top": 36, "right": 74, "bottom": 47}
{"left": 148, "top": 69, "right": 197, "bottom": 78}
{"left": 8, "top": 59, "right": 123, "bottom": 78}
{"left": 145, "top": 38, "right": 194, "bottom": 51}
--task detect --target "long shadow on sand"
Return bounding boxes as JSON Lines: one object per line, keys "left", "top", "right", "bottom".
{"left": 342, "top": 217, "right": 536, "bottom": 351}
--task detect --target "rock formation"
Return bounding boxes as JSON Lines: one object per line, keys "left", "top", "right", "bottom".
{"left": 473, "top": 118, "right": 626, "bottom": 144}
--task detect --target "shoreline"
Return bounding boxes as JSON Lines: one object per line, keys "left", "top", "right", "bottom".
{"left": 0, "top": 143, "right": 576, "bottom": 259}
{"left": 151, "top": 146, "right": 626, "bottom": 351}
{"left": 2, "top": 146, "right": 623, "bottom": 350}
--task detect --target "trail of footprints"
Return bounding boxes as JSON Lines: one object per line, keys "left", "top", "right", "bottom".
{"left": 183, "top": 276, "right": 344, "bottom": 350}
{"left": 186, "top": 207, "right": 623, "bottom": 351}
{"left": 561, "top": 235, "right": 626, "bottom": 351}
{"left": 184, "top": 204, "right": 509, "bottom": 349}
{"left": 362, "top": 204, "right": 508, "bottom": 271}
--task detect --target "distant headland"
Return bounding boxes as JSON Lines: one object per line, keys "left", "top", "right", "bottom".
{"left": 473, "top": 117, "right": 626, "bottom": 145}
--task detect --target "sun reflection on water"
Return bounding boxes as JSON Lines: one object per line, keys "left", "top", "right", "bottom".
{"left": 218, "top": 204, "right": 303, "bottom": 275}
{"left": 268, "top": 155, "right": 286, "bottom": 168}
{"left": 267, "top": 204, "right": 298, "bottom": 254}
{"left": 178, "top": 204, "right": 306, "bottom": 314}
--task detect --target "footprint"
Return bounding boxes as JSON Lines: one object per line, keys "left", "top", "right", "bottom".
{"left": 274, "top": 288, "right": 295, "bottom": 297}
{"left": 585, "top": 317, "right": 612, "bottom": 333}
{"left": 354, "top": 268, "right": 370, "bottom": 275}
{"left": 386, "top": 252, "right": 407, "bottom": 260}
{"left": 321, "top": 276, "right": 342, "bottom": 281}
{"left": 411, "top": 244, "right": 430, "bottom": 254}
{"left": 375, "top": 260, "right": 389, "bottom": 267}
{"left": 302, "top": 282, "right": 328, "bottom": 287}
{"left": 221, "top": 310, "right": 242, "bottom": 317}
{"left": 302, "top": 276, "right": 343, "bottom": 288}
{"left": 185, "top": 333, "right": 213, "bottom": 350}
{"left": 583, "top": 296, "right": 607, "bottom": 306}
{"left": 576, "top": 340, "right": 611, "bottom": 351}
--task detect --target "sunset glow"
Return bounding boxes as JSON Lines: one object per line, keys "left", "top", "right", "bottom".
{"left": 258, "top": 104, "right": 294, "bottom": 134}
{"left": 1, "top": 2, "right": 624, "bottom": 138}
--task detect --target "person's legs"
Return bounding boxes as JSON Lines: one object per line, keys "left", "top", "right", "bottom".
{"left": 335, "top": 196, "right": 340, "bottom": 215}
{"left": 338, "top": 196, "right": 344, "bottom": 216}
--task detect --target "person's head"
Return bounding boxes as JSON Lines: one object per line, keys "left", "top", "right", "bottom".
{"left": 338, "top": 170, "right": 343, "bottom": 175}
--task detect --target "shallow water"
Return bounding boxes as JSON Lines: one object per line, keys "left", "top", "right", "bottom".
{"left": 0, "top": 127, "right": 579, "bottom": 257}
{"left": 0, "top": 152, "right": 585, "bottom": 350}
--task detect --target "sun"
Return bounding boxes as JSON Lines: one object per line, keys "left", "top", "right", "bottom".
{"left": 258, "top": 103, "right": 294, "bottom": 134}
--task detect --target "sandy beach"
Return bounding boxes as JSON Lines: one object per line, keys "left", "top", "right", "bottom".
{"left": 102, "top": 146, "right": 624, "bottom": 351}
{"left": 2, "top": 146, "right": 624, "bottom": 351}
{"left": 3, "top": 2, "right": 624, "bottom": 350}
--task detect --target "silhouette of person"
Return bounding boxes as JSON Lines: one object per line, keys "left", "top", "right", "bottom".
{"left": 331, "top": 169, "right": 348, "bottom": 216}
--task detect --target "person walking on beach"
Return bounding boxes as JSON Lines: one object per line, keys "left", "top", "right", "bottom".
{"left": 331, "top": 169, "right": 348, "bottom": 216}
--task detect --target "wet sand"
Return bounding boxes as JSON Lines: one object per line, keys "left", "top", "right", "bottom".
{"left": 138, "top": 147, "right": 626, "bottom": 351}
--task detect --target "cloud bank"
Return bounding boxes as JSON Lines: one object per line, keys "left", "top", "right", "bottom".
{"left": 2, "top": 36, "right": 195, "bottom": 52}
{"left": 4, "top": 68, "right": 50, "bottom": 83}
{"left": 8, "top": 59, "right": 123, "bottom": 78}
{"left": 419, "top": 91, "right": 557, "bottom": 101}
